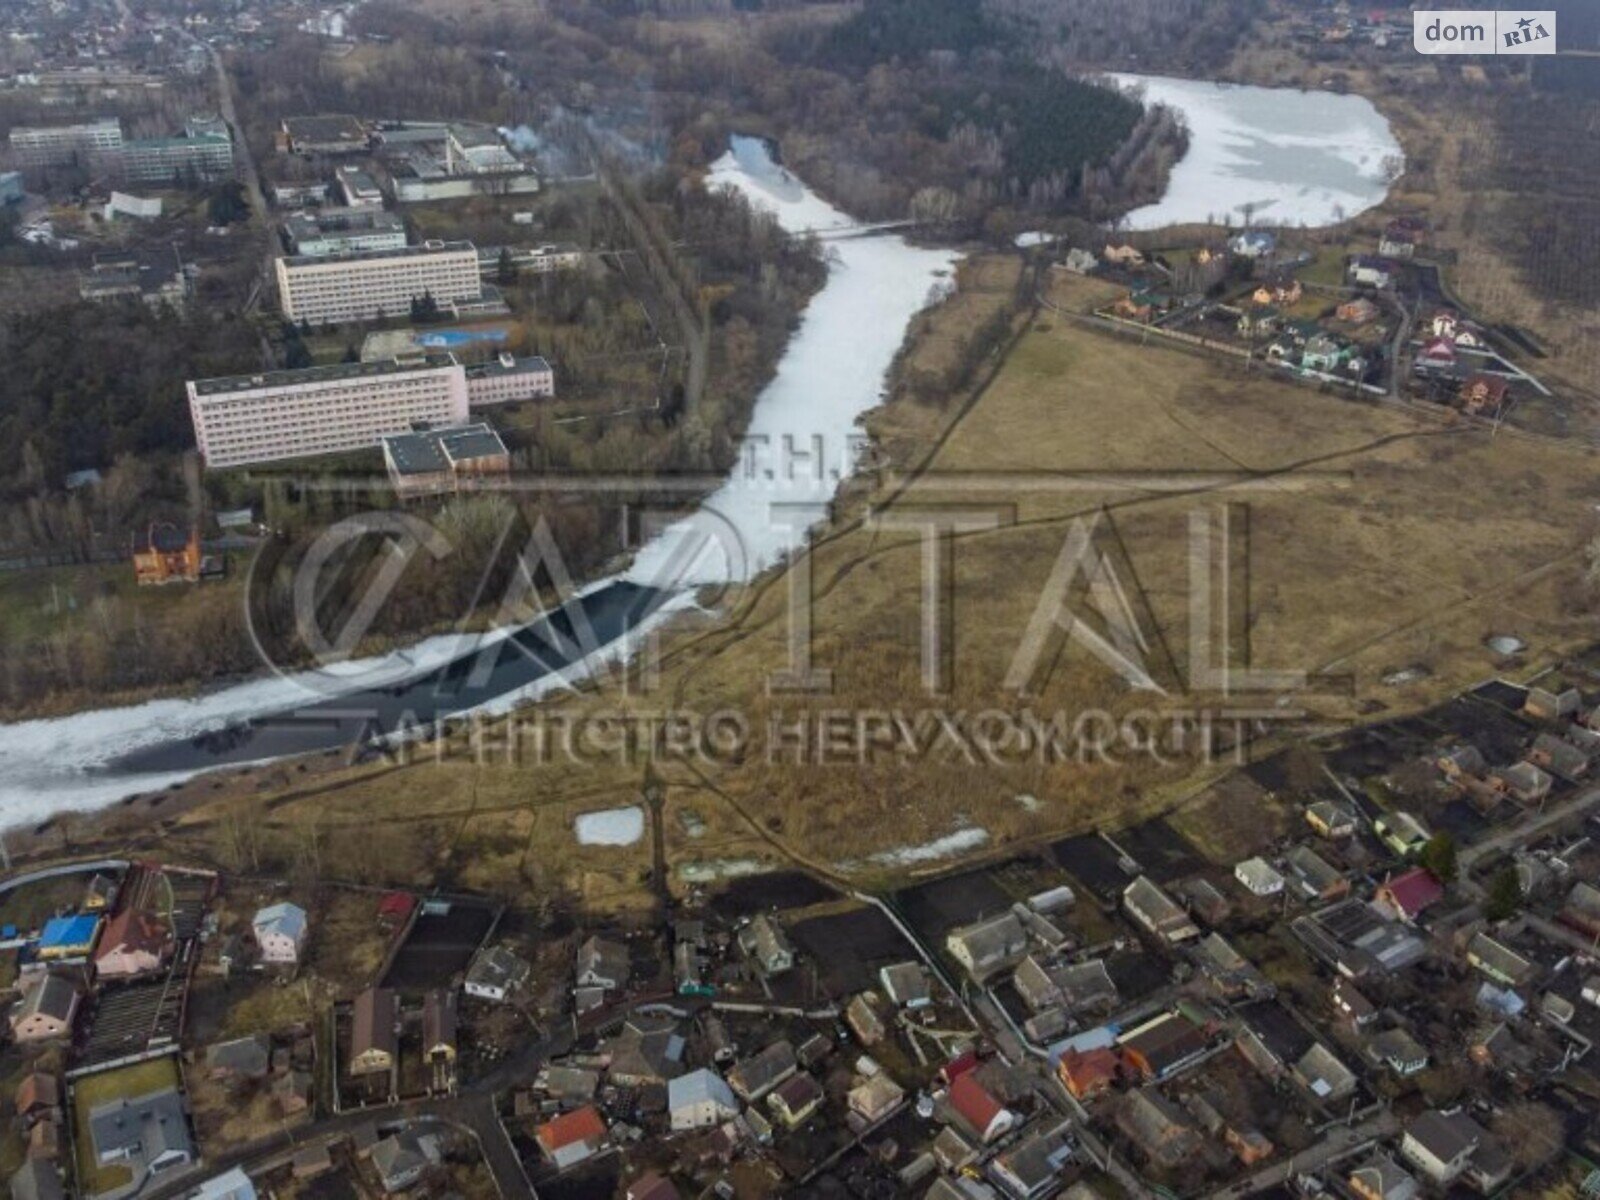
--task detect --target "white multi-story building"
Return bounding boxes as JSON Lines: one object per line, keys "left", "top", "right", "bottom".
{"left": 275, "top": 240, "right": 482, "bottom": 327}
{"left": 188, "top": 354, "right": 470, "bottom": 469}
{"left": 9, "top": 117, "right": 123, "bottom": 167}
{"left": 464, "top": 354, "right": 555, "bottom": 407}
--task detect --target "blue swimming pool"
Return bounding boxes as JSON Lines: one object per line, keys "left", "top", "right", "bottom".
{"left": 417, "top": 328, "right": 510, "bottom": 349}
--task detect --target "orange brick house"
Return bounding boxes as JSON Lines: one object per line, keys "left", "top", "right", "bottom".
{"left": 132, "top": 524, "right": 202, "bottom": 585}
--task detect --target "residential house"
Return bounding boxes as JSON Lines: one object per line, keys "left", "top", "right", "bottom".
{"left": 1115, "top": 1090, "right": 1199, "bottom": 1168}
{"left": 848, "top": 1074, "right": 904, "bottom": 1124}
{"left": 627, "top": 1175, "right": 680, "bottom": 1200}
{"left": 1118, "top": 1011, "right": 1210, "bottom": 1081}
{"left": 1400, "top": 1110, "right": 1487, "bottom": 1186}
{"left": 1123, "top": 876, "right": 1199, "bottom": 944}
{"left": 988, "top": 1121, "right": 1074, "bottom": 1200}
{"left": 1234, "top": 857, "right": 1285, "bottom": 898}
{"left": 350, "top": 988, "right": 398, "bottom": 1076}
{"left": 1306, "top": 801, "right": 1358, "bottom": 840}
{"left": 1301, "top": 333, "right": 1348, "bottom": 373}
{"left": 1528, "top": 732, "right": 1587, "bottom": 781}
{"left": 464, "top": 944, "right": 530, "bottom": 1002}
{"left": 14, "top": 1073, "right": 59, "bottom": 1126}
{"left": 1102, "top": 243, "right": 1144, "bottom": 266}
{"left": 1229, "top": 231, "right": 1276, "bottom": 259}
{"left": 1237, "top": 307, "right": 1281, "bottom": 339}
{"left": 576, "top": 935, "right": 630, "bottom": 991}
{"left": 87, "top": 1086, "right": 194, "bottom": 1187}
{"left": 603, "top": 1015, "right": 685, "bottom": 1086}
{"left": 1293, "top": 1042, "right": 1356, "bottom": 1101}
{"left": 206, "top": 1034, "right": 272, "bottom": 1081}
{"left": 880, "top": 962, "right": 932, "bottom": 1009}
{"left": 1456, "top": 373, "right": 1508, "bottom": 415}
{"left": 738, "top": 915, "right": 794, "bottom": 977}
{"left": 1380, "top": 217, "right": 1426, "bottom": 258}
{"left": 1465, "top": 932, "right": 1535, "bottom": 988}
{"left": 1414, "top": 335, "right": 1458, "bottom": 373}
{"left": 1057, "top": 1047, "right": 1123, "bottom": 1101}
{"left": 1488, "top": 761, "right": 1553, "bottom": 805}
{"left": 1286, "top": 845, "right": 1349, "bottom": 901}
{"left": 10, "top": 976, "right": 79, "bottom": 1043}
{"left": 767, "top": 1074, "right": 823, "bottom": 1129}
{"left": 252, "top": 902, "right": 308, "bottom": 965}
{"left": 1558, "top": 880, "right": 1600, "bottom": 939}
{"left": 729, "top": 1041, "right": 798, "bottom": 1103}
{"left": 668, "top": 1069, "right": 738, "bottom": 1131}
{"left": 371, "top": 1131, "right": 441, "bottom": 1193}
{"left": 1192, "top": 934, "right": 1273, "bottom": 1001}
{"left": 1429, "top": 309, "right": 1486, "bottom": 348}
{"left": 94, "top": 910, "right": 171, "bottom": 980}
{"left": 1350, "top": 1154, "right": 1419, "bottom": 1200}
{"left": 949, "top": 1073, "right": 1016, "bottom": 1144}
{"left": 1374, "top": 811, "right": 1430, "bottom": 857}
{"left": 1332, "top": 978, "right": 1378, "bottom": 1028}
{"left": 37, "top": 916, "right": 101, "bottom": 961}
{"left": 946, "top": 913, "right": 1028, "bottom": 981}
{"left": 1367, "top": 1028, "right": 1429, "bottom": 1077}
{"left": 1437, "top": 743, "right": 1487, "bottom": 780}
{"left": 1251, "top": 277, "right": 1302, "bottom": 307}
{"left": 845, "top": 993, "right": 886, "bottom": 1046}
{"left": 1375, "top": 868, "right": 1444, "bottom": 924}
{"left": 1524, "top": 685, "right": 1581, "bottom": 721}
{"left": 1348, "top": 255, "right": 1395, "bottom": 288}
{"left": 422, "top": 990, "right": 457, "bottom": 1064}
{"left": 536, "top": 1106, "right": 607, "bottom": 1170}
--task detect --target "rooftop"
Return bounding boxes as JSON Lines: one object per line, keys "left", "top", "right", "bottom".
{"left": 279, "top": 238, "right": 475, "bottom": 269}
{"left": 191, "top": 354, "right": 458, "bottom": 397}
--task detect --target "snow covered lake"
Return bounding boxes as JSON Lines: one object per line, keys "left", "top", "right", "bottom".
{"left": 1112, "top": 74, "right": 1402, "bottom": 230}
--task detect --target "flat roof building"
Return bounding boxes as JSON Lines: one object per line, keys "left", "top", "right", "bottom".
{"left": 187, "top": 355, "right": 470, "bottom": 469}
{"left": 122, "top": 133, "right": 233, "bottom": 185}
{"left": 381, "top": 422, "right": 510, "bottom": 498}
{"left": 274, "top": 240, "right": 481, "bottom": 327}
{"left": 465, "top": 354, "right": 554, "bottom": 407}
{"left": 284, "top": 208, "right": 408, "bottom": 258}
{"left": 9, "top": 117, "right": 123, "bottom": 168}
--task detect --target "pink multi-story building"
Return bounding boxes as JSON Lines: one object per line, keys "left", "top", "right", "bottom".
{"left": 187, "top": 354, "right": 470, "bottom": 469}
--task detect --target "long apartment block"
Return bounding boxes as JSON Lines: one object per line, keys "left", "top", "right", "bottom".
{"left": 188, "top": 355, "right": 471, "bottom": 469}
{"left": 274, "top": 240, "right": 482, "bottom": 327}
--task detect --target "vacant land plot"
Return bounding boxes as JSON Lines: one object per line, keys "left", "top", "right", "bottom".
{"left": 382, "top": 900, "right": 497, "bottom": 990}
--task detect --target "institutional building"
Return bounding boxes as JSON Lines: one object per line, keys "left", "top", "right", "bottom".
{"left": 121, "top": 131, "right": 233, "bottom": 184}
{"left": 284, "top": 208, "right": 408, "bottom": 257}
{"left": 274, "top": 240, "right": 482, "bottom": 327}
{"left": 187, "top": 355, "right": 470, "bottom": 469}
{"left": 8, "top": 117, "right": 123, "bottom": 167}
{"left": 464, "top": 354, "right": 555, "bottom": 407}
{"left": 381, "top": 423, "right": 510, "bottom": 498}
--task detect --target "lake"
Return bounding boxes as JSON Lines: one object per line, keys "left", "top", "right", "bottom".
{"left": 1111, "top": 73, "right": 1402, "bottom": 230}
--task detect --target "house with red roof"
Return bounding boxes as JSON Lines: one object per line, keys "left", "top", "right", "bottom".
{"left": 1057, "top": 1047, "right": 1124, "bottom": 1101}
{"left": 948, "top": 1073, "right": 1016, "bottom": 1144}
{"left": 94, "top": 909, "right": 172, "bottom": 980}
{"left": 537, "top": 1105, "right": 607, "bottom": 1170}
{"left": 1375, "top": 868, "right": 1444, "bottom": 923}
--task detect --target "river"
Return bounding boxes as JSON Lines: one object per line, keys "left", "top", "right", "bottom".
{"left": 0, "top": 137, "right": 959, "bottom": 827}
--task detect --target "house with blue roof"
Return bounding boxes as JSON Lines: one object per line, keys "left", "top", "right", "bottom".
{"left": 251, "top": 903, "right": 308, "bottom": 965}
{"left": 37, "top": 915, "right": 102, "bottom": 960}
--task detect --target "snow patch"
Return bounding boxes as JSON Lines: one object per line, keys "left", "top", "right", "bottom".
{"left": 574, "top": 806, "right": 645, "bottom": 846}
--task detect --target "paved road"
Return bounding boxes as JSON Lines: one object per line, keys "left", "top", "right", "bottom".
{"left": 1461, "top": 783, "right": 1600, "bottom": 872}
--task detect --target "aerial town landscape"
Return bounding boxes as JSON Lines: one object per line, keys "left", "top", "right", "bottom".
{"left": 0, "top": 2, "right": 1599, "bottom": 1200}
